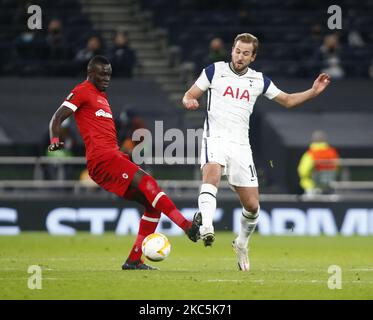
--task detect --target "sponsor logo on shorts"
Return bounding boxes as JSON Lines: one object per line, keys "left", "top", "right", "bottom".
{"left": 95, "top": 109, "right": 113, "bottom": 119}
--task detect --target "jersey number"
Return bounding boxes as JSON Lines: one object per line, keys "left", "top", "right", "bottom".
{"left": 249, "top": 165, "right": 257, "bottom": 178}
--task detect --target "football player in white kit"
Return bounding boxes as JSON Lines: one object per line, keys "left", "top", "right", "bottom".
{"left": 182, "top": 33, "right": 331, "bottom": 271}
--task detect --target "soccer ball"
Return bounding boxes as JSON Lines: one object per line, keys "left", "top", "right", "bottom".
{"left": 141, "top": 233, "right": 171, "bottom": 262}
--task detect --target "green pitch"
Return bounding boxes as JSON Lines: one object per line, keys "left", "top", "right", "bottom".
{"left": 0, "top": 232, "right": 372, "bottom": 300}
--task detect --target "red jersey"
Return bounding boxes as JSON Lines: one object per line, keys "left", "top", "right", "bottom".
{"left": 61, "top": 80, "right": 119, "bottom": 161}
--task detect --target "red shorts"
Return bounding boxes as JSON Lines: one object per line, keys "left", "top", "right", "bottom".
{"left": 87, "top": 151, "right": 140, "bottom": 197}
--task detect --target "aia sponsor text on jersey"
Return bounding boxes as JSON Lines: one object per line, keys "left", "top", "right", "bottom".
{"left": 223, "top": 86, "right": 250, "bottom": 101}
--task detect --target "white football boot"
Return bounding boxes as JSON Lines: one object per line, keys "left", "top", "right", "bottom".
{"left": 232, "top": 238, "right": 250, "bottom": 271}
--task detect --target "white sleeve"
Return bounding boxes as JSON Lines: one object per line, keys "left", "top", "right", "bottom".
{"left": 195, "top": 69, "right": 211, "bottom": 91}
{"left": 61, "top": 100, "right": 78, "bottom": 112}
{"left": 264, "top": 81, "right": 282, "bottom": 100}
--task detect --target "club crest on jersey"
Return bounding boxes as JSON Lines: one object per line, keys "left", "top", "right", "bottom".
{"left": 223, "top": 86, "right": 250, "bottom": 101}
{"left": 95, "top": 109, "right": 112, "bottom": 119}
{"left": 97, "top": 97, "right": 109, "bottom": 106}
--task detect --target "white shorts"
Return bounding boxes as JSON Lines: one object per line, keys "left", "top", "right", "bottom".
{"left": 200, "top": 137, "right": 258, "bottom": 187}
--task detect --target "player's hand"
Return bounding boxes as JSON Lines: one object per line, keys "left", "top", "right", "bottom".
{"left": 312, "top": 73, "right": 331, "bottom": 96}
{"left": 184, "top": 99, "right": 199, "bottom": 110}
{"left": 48, "top": 141, "right": 64, "bottom": 152}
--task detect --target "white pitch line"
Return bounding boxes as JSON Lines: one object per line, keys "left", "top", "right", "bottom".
{"left": 207, "top": 279, "right": 263, "bottom": 283}
{"left": 348, "top": 268, "right": 373, "bottom": 271}
{"left": 0, "top": 277, "right": 61, "bottom": 281}
{"left": 1, "top": 278, "right": 372, "bottom": 284}
{"left": 205, "top": 279, "right": 323, "bottom": 284}
{"left": 205, "top": 279, "right": 373, "bottom": 284}
{"left": 0, "top": 257, "right": 119, "bottom": 261}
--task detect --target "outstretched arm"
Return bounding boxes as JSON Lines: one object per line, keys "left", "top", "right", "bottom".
{"left": 273, "top": 73, "right": 331, "bottom": 109}
{"left": 182, "top": 84, "right": 205, "bottom": 110}
{"left": 48, "top": 105, "right": 74, "bottom": 151}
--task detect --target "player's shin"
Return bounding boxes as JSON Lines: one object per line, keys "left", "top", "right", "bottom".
{"left": 237, "top": 206, "right": 260, "bottom": 248}
{"left": 138, "top": 174, "right": 191, "bottom": 231}
{"left": 198, "top": 184, "right": 217, "bottom": 235}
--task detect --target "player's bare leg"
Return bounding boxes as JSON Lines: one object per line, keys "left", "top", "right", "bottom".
{"left": 232, "top": 186, "right": 259, "bottom": 271}
{"left": 196, "top": 163, "right": 223, "bottom": 246}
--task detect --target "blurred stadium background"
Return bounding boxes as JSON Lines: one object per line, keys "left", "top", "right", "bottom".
{"left": 0, "top": 0, "right": 373, "bottom": 236}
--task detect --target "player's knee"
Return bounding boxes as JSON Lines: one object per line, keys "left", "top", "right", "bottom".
{"left": 202, "top": 163, "right": 222, "bottom": 187}
{"left": 139, "top": 174, "right": 159, "bottom": 192}
{"left": 138, "top": 174, "right": 162, "bottom": 201}
{"left": 243, "top": 201, "right": 259, "bottom": 215}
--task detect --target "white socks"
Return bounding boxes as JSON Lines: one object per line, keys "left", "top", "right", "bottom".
{"left": 237, "top": 206, "right": 260, "bottom": 248}
{"left": 198, "top": 183, "right": 218, "bottom": 235}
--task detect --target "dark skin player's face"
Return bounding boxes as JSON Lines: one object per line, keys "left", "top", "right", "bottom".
{"left": 88, "top": 64, "right": 112, "bottom": 91}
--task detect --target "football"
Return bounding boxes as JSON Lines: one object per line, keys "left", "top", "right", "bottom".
{"left": 141, "top": 233, "right": 171, "bottom": 262}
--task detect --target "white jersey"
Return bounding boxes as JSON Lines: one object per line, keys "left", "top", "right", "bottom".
{"left": 195, "top": 61, "right": 282, "bottom": 145}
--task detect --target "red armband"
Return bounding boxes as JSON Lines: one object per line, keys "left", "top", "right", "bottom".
{"left": 51, "top": 137, "right": 60, "bottom": 144}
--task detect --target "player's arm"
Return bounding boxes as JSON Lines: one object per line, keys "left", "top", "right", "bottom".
{"left": 48, "top": 105, "right": 74, "bottom": 151}
{"left": 274, "top": 73, "right": 331, "bottom": 109}
{"left": 182, "top": 84, "right": 205, "bottom": 110}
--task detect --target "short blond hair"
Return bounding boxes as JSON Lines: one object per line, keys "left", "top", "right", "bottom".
{"left": 233, "top": 33, "right": 259, "bottom": 54}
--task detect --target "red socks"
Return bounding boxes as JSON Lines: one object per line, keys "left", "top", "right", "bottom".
{"left": 126, "top": 174, "right": 192, "bottom": 263}
{"left": 128, "top": 208, "right": 161, "bottom": 262}
{"left": 137, "top": 174, "right": 191, "bottom": 231}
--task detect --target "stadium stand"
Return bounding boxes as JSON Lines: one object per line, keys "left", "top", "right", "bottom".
{"left": 2, "top": 0, "right": 372, "bottom": 79}
{"left": 140, "top": 0, "right": 373, "bottom": 78}
{"left": 0, "top": 0, "right": 97, "bottom": 76}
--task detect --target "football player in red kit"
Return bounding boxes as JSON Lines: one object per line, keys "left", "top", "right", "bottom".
{"left": 48, "top": 55, "right": 200, "bottom": 270}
